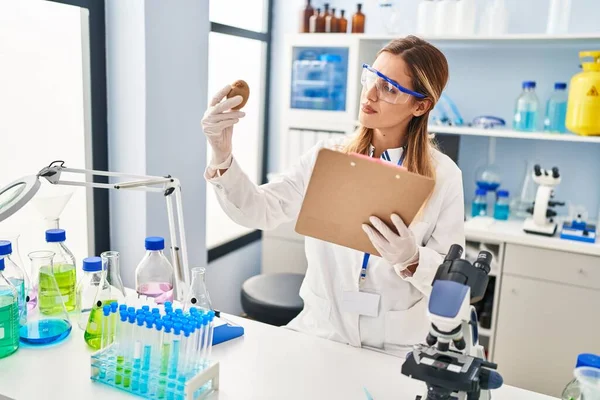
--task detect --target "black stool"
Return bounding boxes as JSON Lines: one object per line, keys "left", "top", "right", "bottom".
{"left": 241, "top": 273, "right": 304, "bottom": 326}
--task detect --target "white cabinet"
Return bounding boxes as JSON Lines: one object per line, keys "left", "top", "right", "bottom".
{"left": 494, "top": 244, "right": 600, "bottom": 397}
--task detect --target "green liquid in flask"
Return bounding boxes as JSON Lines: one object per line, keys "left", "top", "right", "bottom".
{"left": 0, "top": 297, "right": 19, "bottom": 359}
{"left": 39, "top": 264, "right": 76, "bottom": 314}
{"left": 84, "top": 299, "right": 116, "bottom": 349}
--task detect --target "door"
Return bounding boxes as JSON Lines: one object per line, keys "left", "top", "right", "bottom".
{"left": 494, "top": 274, "right": 600, "bottom": 397}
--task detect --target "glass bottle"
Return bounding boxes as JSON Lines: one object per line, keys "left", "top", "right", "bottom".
{"left": 544, "top": 82, "right": 568, "bottom": 133}
{"left": 45, "top": 229, "right": 77, "bottom": 312}
{"left": 317, "top": 8, "right": 326, "bottom": 32}
{"left": 76, "top": 257, "right": 104, "bottom": 330}
{"left": 101, "top": 251, "right": 127, "bottom": 301}
{"left": 493, "top": 190, "right": 510, "bottom": 220}
{"left": 351, "top": 3, "right": 366, "bottom": 34}
{"left": 309, "top": 8, "right": 321, "bottom": 33}
{"left": 338, "top": 10, "right": 348, "bottom": 33}
{"left": 562, "top": 353, "right": 600, "bottom": 400}
{"left": 472, "top": 189, "right": 488, "bottom": 217}
{"left": 184, "top": 267, "right": 212, "bottom": 312}
{"left": 300, "top": 0, "right": 314, "bottom": 33}
{"left": 0, "top": 240, "right": 29, "bottom": 326}
{"left": 135, "top": 237, "right": 175, "bottom": 304}
{"left": 326, "top": 8, "right": 339, "bottom": 33}
{"left": 323, "top": 3, "right": 331, "bottom": 20}
{"left": 0, "top": 258, "right": 19, "bottom": 359}
{"left": 513, "top": 81, "right": 540, "bottom": 132}
{"left": 21, "top": 251, "right": 72, "bottom": 345}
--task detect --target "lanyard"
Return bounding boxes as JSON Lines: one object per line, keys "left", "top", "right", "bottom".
{"left": 360, "top": 147, "right": 406, "bottom": 286}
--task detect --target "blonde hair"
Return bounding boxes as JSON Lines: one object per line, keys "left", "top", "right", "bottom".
{"left": 344, "top": 36, "right": 449, "bottom": 179}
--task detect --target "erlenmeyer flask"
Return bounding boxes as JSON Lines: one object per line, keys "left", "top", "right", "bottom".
{"left": 20, "top": 251, "right": 71, "bottom": 345}
{"left": 183, "top": 267, "right": 212, "bottom": 312}
{"left": 101, "top": 251, "right": 126, "bottom": 301}
{"left": 512, "top": 161, "right": 537, "bottom": 219}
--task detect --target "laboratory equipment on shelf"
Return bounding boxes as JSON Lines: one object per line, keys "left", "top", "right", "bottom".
{"left": 76, "top": 256, "right": 104, "bottom": 330}
{"left": 472, "top": 189, "right": 488, "bottom": 217}
{"left": 511, "top": 161, "right": 537, "bottom": 220}
{"left": 20, "top": 250, "right": 72, "bottom": 345}
{"left": 546, "top": 0, "right": 571, "bottom": 35}
{"left": 479, "top": 0, "right": 507, "bottom": 36}
{"left": 300, "top": 0, "right": 313, "bottom": 33}
{"left": 401, "top": 244, "right": 503, "bottom": 399}
{"left": 0, "top": 258, "right": 19, "bottom": 359}
{"left": 455, "top": 0, "right": 476, "bottom": 36}
{"left": 309, "top": 8, "right": 325, "bottom": 33}
{"left": 338, "top": 10, "right": 348, "bottom": 33}
{"left": 136, "top": 237, "right": 176, "bottom": 304}
{"left": 101, "top": 251, "right": 127, "bottom": 301}
{"left": 184, "top": 268, "right": 212, "bottom": 312}
{"left": 291, "top": 48, "right": 348, "bottom": 111}
{"left": 513, "top": 81, "right": 540, "bottom": 132}
{"left": 91, "top": 304, "right": 219, "bottom": 400}
{"left": 562, "top": 354, "right": 600, "bottom": 400}
{"left": 494, "top": 190, "right": 510, "bottom": 220}
{"left": 377, "top": 1, "right": 401, "bottom": 35}
{"left": 325, "top": 7, "right": 338, "bottom": 33}
{"left": 434, "top": 0, "right": 456, "bottom": 36}
{"left": 351, "top": 3, "right": 365, "bottom": 34}
{"left": 573, "top": 367, "right": 600, "bottom": 400}
{"left": 0, "top": 160, "right": 191, "bottom": 301}
{"left": 45, "top": 229, "right": 77, "bottom": 312}
{"left": 416, "top": 0, "right": 435, "bottom": 36}
{"left": 523, "top": 164, "right": 565, "bottom": 236}
{"left": 430, "top": 93, "right": 464, "bottom": 126}
{"left": 544, "top": 82, "right": 568, "bottom": 133}
{"left": 475, "top": 164, "right": 501, "bottom": 192}
{"left": 0, "top": 240, "right": 29, "bottom": 325}
{"left": 560, "top": 213, "right": 597, "bottom": 244}
{"left": 566, "top": 51, "right": 600, "bottom": 136}
{"left": 472, "top": 116, "right": 506, "bottom": 129}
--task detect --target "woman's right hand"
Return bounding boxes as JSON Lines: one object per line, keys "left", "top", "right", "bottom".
{"left": 202, "top": 84, "right": 246, "bottom": 169}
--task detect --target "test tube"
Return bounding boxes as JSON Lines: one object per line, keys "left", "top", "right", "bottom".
{"left": 123, "top": 312, "right": 137, "bottom": 388}
{"left": 132, "top": 314, "right": 145, "bottom": 391}
{"left": 159, "top": 321, "right": 174, "bottom": 399}
{"left": 193, "top": 313, "right": 204, "bottom": 372}
{"left": 110, "top": 303, "right": 119, "bottom": 344}
{"left": 115, "top": 310, "right": 128, "bottom": 385}
{"left": 206, "top": 311, "right": 215, "bottom": 364}
{"left": 140, "top": 317, "right": 154, "bottom": 394}
{"left": 152, "top": 307, "right": 160, "bottom": 316}
{"left": 101, "top": 305, "right": 111, "bottom": 349}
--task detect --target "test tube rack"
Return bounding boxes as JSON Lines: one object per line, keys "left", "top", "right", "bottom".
{"left": 90, "top": 345, "right": 219, "bottom": 400}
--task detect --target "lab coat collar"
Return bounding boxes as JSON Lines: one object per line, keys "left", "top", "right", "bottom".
{"left": 369, "top": 144, "right": 405, "bottom": 164}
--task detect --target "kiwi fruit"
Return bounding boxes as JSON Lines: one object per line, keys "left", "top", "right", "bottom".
{"left": 226, "top": 80, "right": 250, "bottom": 110}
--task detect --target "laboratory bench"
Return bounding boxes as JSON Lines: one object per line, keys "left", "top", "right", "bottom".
{"left": 0, "top": 313, "right": 557, "bottom": 400}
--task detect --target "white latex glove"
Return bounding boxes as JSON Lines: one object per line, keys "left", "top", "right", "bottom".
{"left": 202, "top": 84, "right": 246, "bottom": 169}
{"left": 362, "top": 214, "right": 419, "bottom": 275}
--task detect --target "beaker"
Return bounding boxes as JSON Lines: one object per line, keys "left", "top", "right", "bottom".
{"left": 511, "top": 161, "right": 537, "bottom": 220}
{"left": 101, "top": 251, "right": 126, "bottom": 301}
{"left": 183, "top": 267, "right": 212, "bottom": 312}
{"left": 20, "top": 251, "right": 71, "bottom": 345}
{"left": 574, "top": 367, "right": 600, "bottom": 400}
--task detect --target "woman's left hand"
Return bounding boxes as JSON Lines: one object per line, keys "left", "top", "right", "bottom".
{"left": 362, "top": 214, "right": 419, "bottom": 273}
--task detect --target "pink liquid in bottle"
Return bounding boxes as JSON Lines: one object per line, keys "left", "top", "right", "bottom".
{"left": 137, "top": 282, "right": 173, "bottom": 304}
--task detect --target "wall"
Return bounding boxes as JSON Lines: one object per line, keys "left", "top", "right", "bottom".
{"left": 105, "top": 0, "right": 209, "bottom": 288}
{"left": 270, "top": 0, "right": 600, "bottom": 218}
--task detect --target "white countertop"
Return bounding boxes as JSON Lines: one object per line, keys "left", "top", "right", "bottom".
{"left": 465, "top": 218, "right": 600, "bottom": 257}
{"left": 0, "top": 314, "right": 556, "bottom": 400}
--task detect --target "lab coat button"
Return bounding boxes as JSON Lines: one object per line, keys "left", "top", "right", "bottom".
{"left": 216, "top": 184, "right": 223, "bottom": 189}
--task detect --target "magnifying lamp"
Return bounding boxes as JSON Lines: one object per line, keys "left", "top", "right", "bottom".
{"left": 0, "top": 160, "right": 190, "bottom": 300}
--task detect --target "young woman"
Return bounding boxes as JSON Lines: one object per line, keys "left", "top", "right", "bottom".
{"left": 202, "top": 36, "right": 465, "bottom": 356}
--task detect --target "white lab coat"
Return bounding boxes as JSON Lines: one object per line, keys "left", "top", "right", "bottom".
{"left": 205, "top": 137, "right": 465, "bottom": 357}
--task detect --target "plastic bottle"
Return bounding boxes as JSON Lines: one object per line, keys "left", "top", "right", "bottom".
{"left": 416, "top": 0, "right": 436, "bottom": 36}
{"left": 300, "top": 0, "right": 314, "bottom": 33}
{"left": 472, "top": 189, "right": 488, "bottom": 217}
{"left": 135, "top": 237, "right": 175, "bottom": 304}
{"left": 513, "top": 81, "right": 540, "bottom": 132}
{"left": 455, "top": 0, "right": 476, "bottom": 36}
{"left": 45, "top": 229, "right": 77, "bottom": 312}
{"left": 494, "top": 190, "right": 510, "bottom": 220}
{"left": 547, "top": 0, "right": 571, "bottom": 35}
{"left": 434, "top": 0, "right": 457, "bottom": 36}
{"left": 0, "top": 241, "right": 28, "bottom": 326}
{"left": 479, "top": 0, "right": 507, "bottom": 36}
{"left": 0, "top": 258, "right": 19, "bottom": 359}
{"left": 76, "top": 256, "right": 104, "bottom": 330}
{"left": 566, "top": 51, "right": 600, "bottom": 136}
{"left": 338, "top": 10, "right": 348, "bottom": 33}
{"left": 562, "top": 353, "right": 600, "bottom": 400}
{"left": 351, "top": 3, "right": 365, "bottom": 34}
{"left": 544, "top": 82, "right": 568, "bottom": 133}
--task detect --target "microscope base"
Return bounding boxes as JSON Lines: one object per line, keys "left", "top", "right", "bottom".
{"left": 523, "top": 217, "right": 557, "bottom": 236}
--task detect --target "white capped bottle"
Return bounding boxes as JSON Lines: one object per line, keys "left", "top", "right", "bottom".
{"left": 455, "top": 0, "right": 476, "bottom": 35}
{"left": 417, "top": 0, "right": 436, "bottom": 36}
{"left": 135, "top": 237, "right": 175, "bottom": 304}
{"left": 434, "top": 0, "right": 457, "bottom": 36}
{"left": 479, "top": 0, "right": 507, "bottom": 36}
{"left": 546, "top": 0, "right": 571, "bottom": 35}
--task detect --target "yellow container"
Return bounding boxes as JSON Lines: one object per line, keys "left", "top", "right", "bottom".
{"left": 566, "top": 51, "right": 600, "bottom": 135}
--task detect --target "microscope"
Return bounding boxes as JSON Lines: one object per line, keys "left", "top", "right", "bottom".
{"left": 522, "top": 164, "right": 565, "bottom": 236}
{"left": 401, "top": 244, "right": 503, "bottom": 400}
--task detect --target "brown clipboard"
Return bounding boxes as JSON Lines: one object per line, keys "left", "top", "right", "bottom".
{"left": 295, "top": 148, "right": 435, "bottom": 256}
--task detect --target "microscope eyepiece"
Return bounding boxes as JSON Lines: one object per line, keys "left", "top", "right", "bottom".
{"left": 444, "top": 244, "right": 463, "bottom": 262}
{"left": 473, "top": 251, "right": 492, "bottom": 275}
{"left": 552, "top": 167, "right": 560, "bottom": 178}
{"left": 534, "top": 164, "right": 542, "bottom": 176}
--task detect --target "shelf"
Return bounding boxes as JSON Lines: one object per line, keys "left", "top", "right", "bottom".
{"left": 428, "top": 125, "right": 600, "bottom": 144}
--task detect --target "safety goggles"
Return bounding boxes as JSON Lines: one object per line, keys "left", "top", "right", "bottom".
{"left": 361, "top": 64, "right": 426, "bottom": 104}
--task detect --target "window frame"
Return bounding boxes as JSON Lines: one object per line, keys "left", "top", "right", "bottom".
{"left": 45, "top": 0, "right": 110, "bottom": 254}
{"left": 207, "top": 0, "right": 274, "bottom": 262}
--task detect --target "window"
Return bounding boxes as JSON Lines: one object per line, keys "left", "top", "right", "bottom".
{"left": 206, "top": 0, "right": 272, "bottom": 260}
